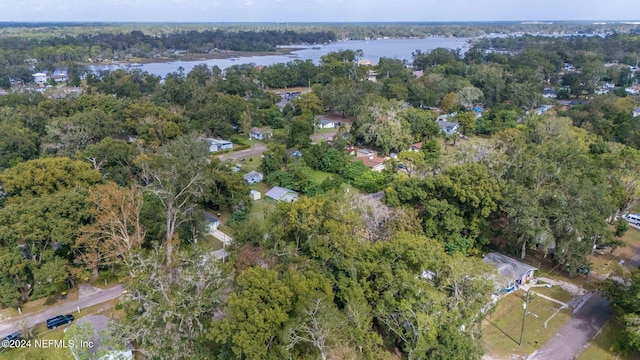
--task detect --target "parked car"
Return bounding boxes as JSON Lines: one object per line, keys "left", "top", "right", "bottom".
{"left": 46, "top": 314, "right": 74, "bottom": 329}
{"left": 2, "top": 331, "right": 22, "bottom": 341}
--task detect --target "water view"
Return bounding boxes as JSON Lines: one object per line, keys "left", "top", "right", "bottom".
{"left": 88, "top": 37, "right": 471, "bottom": 78}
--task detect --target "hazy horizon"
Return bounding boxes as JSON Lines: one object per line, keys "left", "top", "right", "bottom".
{"left": 0, "top": 0, "right": 639, "bottom": 23}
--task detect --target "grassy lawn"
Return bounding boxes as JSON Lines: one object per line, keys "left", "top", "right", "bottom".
{"left": 483, "top": 290, "right": 572, "bottom": 358}
{"left": 230, "top": 134, "right": 252, "bottom": 147}
{"left": 201, "top": 234, "right": 224, "bottom": 251}
{"left": 531, "top": 284, "right": 574, "bottom": 304}
{"left": 237, "top": 155, "right": 262, "bottom": 173}
{"left": 577, "top": 319, "right": 640, "bottom": 360}
{"left": 308, "top": 169, "right": 332, "bottom": 184}
{"left": 0, "top": 299, "right": 122, "bottom": 360}
{"left": 0, "top": 291, "right": 80, "bottom": 323}
{"left": 247, "top": 199, "right": 274, "bottom": 222}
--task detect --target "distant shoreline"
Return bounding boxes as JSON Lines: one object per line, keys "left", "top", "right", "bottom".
{"left": 105, "top": 47, "right": 299, "bottom": 66}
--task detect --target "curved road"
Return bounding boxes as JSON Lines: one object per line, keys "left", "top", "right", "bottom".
{"left": 0, "top": 284, "right": 125, "bottom": 339}
{"left": 527, "top": 293, "right": 610, "bottom": 360}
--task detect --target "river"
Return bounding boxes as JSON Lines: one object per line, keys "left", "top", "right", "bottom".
{"left": 87, "top": 37, "right": 471, "bottom": 78}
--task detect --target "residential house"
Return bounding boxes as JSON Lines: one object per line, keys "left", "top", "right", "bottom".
{"left": 205, "top": 213, "right": 221, "bottom": 232}
{"left": 528, "top": 105, "right": 553, "bottom": 116}
{"left": 410, "top": 142, "right": 423, "bottom": 152}
{"left": 33, "top": 72, "right": 47, "bottom": 84}
{"left": 557, "top": 100, "right": 589, "bottom": 111}
{"left": 286, "top": 149, "right": 303, "bottom": 158}
{"left": 202, "top": 138, "right": 233, "bottom": 152}
{"left": 633, "top": 107, "right": 640, "bottom": 118}
{"left": 250, "top": 190, "right": 261, "bottom": 201}
{"left": 625, "top": 86, "right": 640, "bottom": 95}
{"left": 366, "top": 70, "right": 378, "bottom": 82}
{"left": 243, "top": 171, "right": 263, "bottom": 185}
{"left": 51, "top": 74, "right": 68, "bottom": 83}
{"left": 360, "top": 156, "right": 386, "bottom": 172}
{"left": 356, "top": 149, "right": 377, "bottom": 158}
{"left": 483, "top": 252, "right": 537, "bottom": 293}
{"left": 317, "top": 119, "right": 337, "bottom": 129}
{"left": 250, "top": 127, "right": 273, "bottom": 141}
{"left": 542, "top": 88, "right": 557, "bottom": 98}
{"left": 437, "top": 120, "right": 460, "bottom": 136}
{"left": 265, "top": 186, "right": 299, "bottom": 202}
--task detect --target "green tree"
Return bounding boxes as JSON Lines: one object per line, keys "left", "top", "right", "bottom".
{"left": 456, "top": 112, "right": 477, "bottom": 136}
{"left": 211, "top": 267, "right": 293, "bottom": 360}
{"left": 0, "top": 157, "right": 101, "bottom": 201}
{"left": 259, "top": 143, "right": 290, "bottom": 177}
{"left": 136, "top": 136, "right": 208, "bottom": 267}
{"left": 115, "top": 248, "right": 226, "bottom": 360}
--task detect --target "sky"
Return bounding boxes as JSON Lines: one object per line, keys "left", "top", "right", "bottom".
{"left": 0, "top": 0, "right": 639, "bottom": 23}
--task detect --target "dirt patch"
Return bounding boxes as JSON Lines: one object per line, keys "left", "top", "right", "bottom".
{"left": 78, "top": 284, "right": 103, "bottom": 299}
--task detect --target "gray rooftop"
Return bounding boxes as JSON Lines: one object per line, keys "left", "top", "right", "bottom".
{"left": 243, "top": 171, "right": 262, "bottom": 180}
{"left": 265, "top": 186, "right": 297, "bottom": 201}
{"left": 483, "top": 252, "right": 537, "bottom": 282}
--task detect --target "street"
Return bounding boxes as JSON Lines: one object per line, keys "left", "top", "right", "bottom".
{"left": 218, "top": 143, "right": 267, "bottom": 161}
{"left": 0, "top": 284, "right": 125, "bottom": 339}
{"left": 527, "top": 293, "right": 611, "bottom": 360}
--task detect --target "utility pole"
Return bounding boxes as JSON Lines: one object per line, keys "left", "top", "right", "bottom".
{"left": 519, "top": 290, "right": 529, "bottom": 346}
{"left": 520, "top": 284, "right": 552, "bottom": 346}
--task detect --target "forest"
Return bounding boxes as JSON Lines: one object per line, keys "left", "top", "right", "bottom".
{"left": 1, "top": 26, "right": 640, "bottom": 359}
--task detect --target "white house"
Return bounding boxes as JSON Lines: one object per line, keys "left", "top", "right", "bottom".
{"left": 33, "top": 72, "right": 47, "bottom": 84}
{"left": 265, "top": 186, "right": 298, "bottom": 202}
{"left": 51, "top": 74, "right": 68, "bottom": 83}
{"left": 437, "top": 120, "right": 459, "bottom": 136}
{"left": 542, "top": 88, "right": 557, "bottom": 98}
{"left": 633, "top": 107, "right": 640, "bottom": 118}
{"left": 250, "top": 190, "right": 261, "bottom": 201}
{"left": 243, "top": 171, "right": 263, "bottom": 184}
{"left": 250, "top": 127, "right": 273, "bottom": 140}
{"left": 527, "top": 105, "right": 553, "bottom": 116}
{"left": 205, "top": 213, "right": 220, "bottom": 232}
{"left": 483, "top": 252, "right": 537, "bottom": 294}
{"left": 317, "top": 119, "right": 337, "bottom": 129}
{"left": 625, "top": 86, "right": 640, "bottom": 95}
{"left": 202, "top": 138, "right": 233, "bottom": 152}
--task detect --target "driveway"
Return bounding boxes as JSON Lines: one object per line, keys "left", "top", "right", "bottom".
{"left": 0, "top": 284, "right": 125, "bottom": 339}
{"left": 527, "top": 292, "right": 610, "bottom": 360}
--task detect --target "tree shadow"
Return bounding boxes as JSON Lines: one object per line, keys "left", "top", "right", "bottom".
{"left": 487, "top": 319, "right": 519, "bottom": 345}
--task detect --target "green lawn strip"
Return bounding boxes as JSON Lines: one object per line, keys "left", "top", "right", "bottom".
{"left": 483, "top": 290, "right": 571, "bottom": 357}
{"left": 229, "top": 134, "right": 252, "bottom": 147}
{"left": 202, "top": 234, "right": 224, "bottom": 251}
{"left": 308, "top": 169, "right": 332, "bottom": 184}
{"left": 247, "top": 199, "right": 274, "bottom": 222}
{"left": 577, "top": 319, "right": 640, "bottom": 360}
{"left": 531, "top": 285, "right": 574, "bottom": 304}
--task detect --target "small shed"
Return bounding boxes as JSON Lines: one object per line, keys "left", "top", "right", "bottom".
{"left": 250, "top": 190, "right": 261, "bottom": 201}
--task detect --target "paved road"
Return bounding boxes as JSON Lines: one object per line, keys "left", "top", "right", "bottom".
{"left": 218, "top": 143, "right": 267, "bottom": 161}
{"left": 527, "top": 293, "right": 610, "bottom": 360}
{"left": 0, "top": 284, "right": 125, "bottom": 339}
